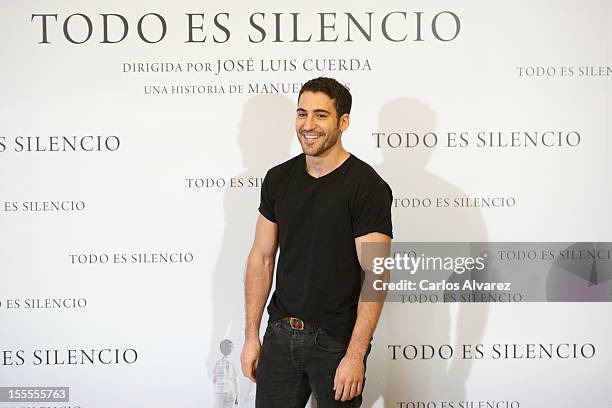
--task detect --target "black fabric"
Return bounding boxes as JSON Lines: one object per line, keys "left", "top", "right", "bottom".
{"left": 256, "top": 320, "right": 372, "bottom": 407}
{"left": 258, "top": 153, "right": 393, "bottom": 337}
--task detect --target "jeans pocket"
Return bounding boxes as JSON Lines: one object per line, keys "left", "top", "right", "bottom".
{"left": 263, "top": 321, "right": 279, "bottom": 339}
{"left": 314, "top": 329, "right": 350, "bottom": 353}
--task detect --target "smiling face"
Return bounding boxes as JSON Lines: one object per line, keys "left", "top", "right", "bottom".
{"left": 296, "top": 91, "right": 349, "bottom": 157}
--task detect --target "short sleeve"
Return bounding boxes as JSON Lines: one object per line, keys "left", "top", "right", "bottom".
{"left": 351, "top": 176, "right": 393, "bottom": 239}
{"left": 258, "top": 171, "right": 277, "bottom": 223}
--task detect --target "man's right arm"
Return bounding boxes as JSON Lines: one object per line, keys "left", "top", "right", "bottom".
{"left": 240, "top": 213, "right": 278, "bottom": 382}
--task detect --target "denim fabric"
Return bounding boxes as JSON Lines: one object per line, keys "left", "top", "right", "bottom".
{"left": 256, "top": 320, "right": 372, "bottom": 408}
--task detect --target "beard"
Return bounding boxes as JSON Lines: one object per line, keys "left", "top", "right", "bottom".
{"left": 298, "top": 127, "right": 340, "bottom": 157}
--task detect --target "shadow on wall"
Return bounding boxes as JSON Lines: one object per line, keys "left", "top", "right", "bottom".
{"left": 207, "top": 94, "right": 294, "bottom": 407}
{"left": 363, "top": 98, "right": 490, "bottom": 406}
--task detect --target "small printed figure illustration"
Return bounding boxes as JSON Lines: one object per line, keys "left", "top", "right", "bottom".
{"left": 213, "top": 339, "right": 239, "bottom": 407}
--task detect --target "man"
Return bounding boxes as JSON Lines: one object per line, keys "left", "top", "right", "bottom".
{"left": 240, "top": 77, "right": 393, "bottom": 407}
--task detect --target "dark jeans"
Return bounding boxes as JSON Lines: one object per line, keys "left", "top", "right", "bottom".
{"left": 255, "top": 319, "right": 371, "bottom": 408}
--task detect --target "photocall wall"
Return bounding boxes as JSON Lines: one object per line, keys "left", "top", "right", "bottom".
{"left": 1, "top": 0, "right": 611, "bottom": 407}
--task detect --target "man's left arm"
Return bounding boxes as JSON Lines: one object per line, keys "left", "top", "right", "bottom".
{"left": 333, "top": 231, "right": 391, "bottom": 402}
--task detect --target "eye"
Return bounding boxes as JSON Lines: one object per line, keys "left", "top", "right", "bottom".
{"left": 317, "top": 114, "right": 327, "bottom": 119}
{"left": 297, "top": 112, "right": 307, "bottom": 118}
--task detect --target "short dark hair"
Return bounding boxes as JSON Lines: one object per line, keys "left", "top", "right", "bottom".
{"left": 298, "top": 77, "right": 352, "bottom": 118}
{"left": 219, "top": 339, "right": 233, "bottom": 355}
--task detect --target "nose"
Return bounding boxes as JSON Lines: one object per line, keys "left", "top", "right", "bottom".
{"left": 303, "top": 114, "right": 315, "bottom": 130}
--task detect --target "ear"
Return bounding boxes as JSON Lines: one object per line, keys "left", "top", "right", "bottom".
{"left": 339, "top": 113, "right": 350, "bottom": 132}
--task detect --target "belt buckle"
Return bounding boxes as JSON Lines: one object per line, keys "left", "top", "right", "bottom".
{"left": 289, "top": 317, "right": 305, "bottom": 330}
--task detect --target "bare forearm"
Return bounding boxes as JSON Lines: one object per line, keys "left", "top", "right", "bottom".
{"left": 349, "top": 232, "right": 391, "bottom": 360}
{"left": 244, "top": 252, "right": 274, "bottom": 341}
{"left": 346, "top": 299, "right": 384, "bottom": 359}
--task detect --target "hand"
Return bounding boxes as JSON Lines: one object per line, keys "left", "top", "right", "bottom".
{"left": 333, "top": 354, "right": 365, "bottom": 401}
{"left": 240, "top": 337, "right": 261, "bottom": 383}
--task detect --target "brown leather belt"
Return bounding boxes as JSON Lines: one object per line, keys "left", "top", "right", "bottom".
{"left": 280, "top": 316, "right": 316, "bottom": 331}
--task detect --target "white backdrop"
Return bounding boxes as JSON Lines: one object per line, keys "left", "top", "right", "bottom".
{"left": 1, "top": 1, "right": 611, "bottom": 407}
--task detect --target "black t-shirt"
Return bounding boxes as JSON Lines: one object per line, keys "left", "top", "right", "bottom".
{"left": 258, "top": 152, "right": 393, "bottom": 338}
